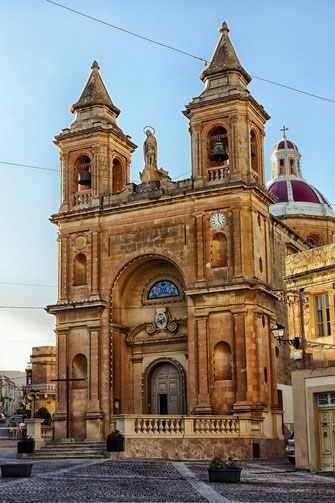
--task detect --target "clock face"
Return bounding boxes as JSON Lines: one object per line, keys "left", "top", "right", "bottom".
{"left": 211, "top": 212, "right": 225, "bottom": 228}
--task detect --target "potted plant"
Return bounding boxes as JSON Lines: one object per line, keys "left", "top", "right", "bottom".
{"left": 106, "top": 430, "right": 125, "bottom": 452}
{"left": 17, "top": 436, "right": 35, "bottom": 454}
{"left": 208, "top": 456, "right": 242, "bottom": 483}
{"left": 34, "top": 407, "right": 51, "bottom": 425}
{"left": 1, "top": 463, "right": 33, "bottom": 477}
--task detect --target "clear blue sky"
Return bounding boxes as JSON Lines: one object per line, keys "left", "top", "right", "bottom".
{"left": 1, "top": 0, "right": 335, "bottom": 370}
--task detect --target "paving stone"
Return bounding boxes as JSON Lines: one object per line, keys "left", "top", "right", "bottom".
{"left": 0, "top": 453, "right": 334, "bottom": 503}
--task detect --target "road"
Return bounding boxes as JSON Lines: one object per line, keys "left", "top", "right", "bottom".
{"left": 0, "top": 447, "right": 334, "bottom": 503}
{"left": 0, "top": 419, "right": 8, "bottom": 439}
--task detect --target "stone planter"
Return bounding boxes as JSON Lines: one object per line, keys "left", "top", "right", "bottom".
{"left": 1, "top": 464, "right": 33, "bottom": 478}
{"left": 17, "top": 440, "right": 34, "bottom": 454}
{"left": 106, "top": 437, "right": 124, "bottom": 452}
{"left": 208, "top": 468, "right": 241, "bottom": 483}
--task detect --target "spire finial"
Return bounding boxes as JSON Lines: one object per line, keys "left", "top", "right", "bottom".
{"left": 220, "top": 21, "right": 229, "bottom": 33}
{"left": 280, "top": 125, "right": 289, "bottom": 139}
{"left": 91, "top": 60, "right": 100, "bottom": 71}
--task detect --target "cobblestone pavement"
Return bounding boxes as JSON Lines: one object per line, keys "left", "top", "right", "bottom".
{"left": 0, "top": 447, "right": 335, "bottom": 503}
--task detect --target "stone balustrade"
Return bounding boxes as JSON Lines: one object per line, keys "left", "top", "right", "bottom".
{"left": 208, "top": 166, "right": 230, "bottom": 182}
{"left": 73, "top": 190, "right": 91, "bottom": 207}
{"left": 41, "top": 424, "right": 53, "bottom": 442}
{"left": 113, "top": 414, "right": 262, "bottom": 439}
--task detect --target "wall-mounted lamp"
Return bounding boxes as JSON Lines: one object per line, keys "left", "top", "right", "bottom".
{"left": 270, "top": 321, "right": 301, "bottom": 350}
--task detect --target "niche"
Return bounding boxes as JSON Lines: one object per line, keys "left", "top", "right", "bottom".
{"left": 74, "top": 253, "right": 87, "bottom": 286}
{"left": 214, "top": 342, "right": 232, "bottom": 381}
{"left": 72, "top": 354, "right": 87, "bottom": 389}
{"left": 211, "top": 233, "right": 228, "bottom": 268}
{"left": 112, "top": 158, "right": 125, "bottom": 193}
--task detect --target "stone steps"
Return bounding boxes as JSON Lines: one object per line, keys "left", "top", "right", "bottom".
{"left": 28, "top": 441, "right": 106, "bottom": 459}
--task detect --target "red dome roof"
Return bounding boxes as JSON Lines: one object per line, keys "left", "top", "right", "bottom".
{"left": 272, "top": 138, "right": 298, "bottom": 153}
{"left": 268, "top": 179, "right": 331, "bottom": 207}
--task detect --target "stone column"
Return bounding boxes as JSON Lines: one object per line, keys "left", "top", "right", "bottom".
{"left": 131, "top": 354, "right": 143, "bottom": 413}
{"left": 194, "top": 213, "right": 205, "bottom": 284}
{"left": 231, "top": 208, "right": 242, "bottom": 279}
{"left": 192, "top": 315, "right": 212, "bottom": 414}
{"left": 53, "top": 330, "right": 68, "bottom": 441}
{"left": 232, "top": 310, "right": 251, "bottom": 413}
{"left": 58, "top": 237, "right": 69, "bottom": 302}
{"left": 86, "top": 328, "right": 103, "bottom": 440}
{"left": 90, "top": 231, "right": 100, "bottom": 298}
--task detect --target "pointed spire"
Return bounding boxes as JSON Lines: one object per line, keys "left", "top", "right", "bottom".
{"left": 200, "top": 21, "right": 251, "bottom": 84}
{"left": 71, "top": 61, "right": 120, "bottom": 117}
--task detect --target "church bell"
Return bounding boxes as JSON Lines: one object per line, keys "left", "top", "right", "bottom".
{"left": 211, "top": 141, "right": 229, "bottom": 162}
{"left": 78, "top": 166, "right": 91, "bottom": 187}
{"left": 251, "top": 144, "right": 256, "bottom": 158}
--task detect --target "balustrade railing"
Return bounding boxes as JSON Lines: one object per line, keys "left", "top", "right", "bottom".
{"left": 115, "top": 415, "right": 242, "bottom": 438}
{"left": 208, "top": 166, "right": 230, "bottom": 182}
{"left": 41, "top": 424, "right": 53, "bottom": 442}
{"left": 73, "top": 190, "right": 91, "bottom": 207}
{"left": 134, "top": 416, "right": 183, "bottom": 435}
{"left": 192, "top": 417, "right": 239, "bottom": 435}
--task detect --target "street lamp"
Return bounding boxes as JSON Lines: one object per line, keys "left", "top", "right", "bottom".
{"left": 270, "top": 321, "right": 301, "bottom": 350}
{"left": 29, "top": 389, "right": 40, "bottom": 416}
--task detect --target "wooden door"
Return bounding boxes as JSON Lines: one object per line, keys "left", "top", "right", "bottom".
{"left": 318, "top": 408, "right": 335, "bottom": 471}
{"left": 150, "top": 363, "right": 181, "bottom": 414}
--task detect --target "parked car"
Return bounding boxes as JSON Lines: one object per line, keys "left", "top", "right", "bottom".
{"left": 285, "top": 431, "right": 295, "bottom": 464}
{"left": 8, "top": 415, "right": 25, "bottom": 428}
{"left": 0, "top": 413, "right": 5, "bottom": 423}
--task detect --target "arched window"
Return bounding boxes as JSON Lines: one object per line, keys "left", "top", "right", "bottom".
{"left": 208, "top": 126, "right": 229, "bottom": 170}
{"left": 74, "top": 253, "right": 87, "bottom": 286}
{"left": 250, "top": 130, "right": 258, "bottom": 175}
{"left": 211, "top": 233, "right": 227, "bottom": 268}
{"left": 290, "top": 159, "right": 295, "bottom": 174}
{"left": 148, "top": 280, "right": 179, "bottom": 299}
{"left": 280, "top": 159, "right": 285, "bottom": 175}
{"left": 112, "top": 158, "right": 125, "bottom": 193}
{"left": 214, "top": 342, "right": 232, "bottom": 381}
{"left": 306, "top": 234, "right": 323, "bottom": 247}
{"left": 72, "top": 354, "right": 87, "bottom": 389}
{"left": 74, "top": 155, "right": 91, "bottom": 191}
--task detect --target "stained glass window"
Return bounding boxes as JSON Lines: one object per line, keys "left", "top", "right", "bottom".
{"left": 148, "top": 281, "right": 179, "bottom": 299}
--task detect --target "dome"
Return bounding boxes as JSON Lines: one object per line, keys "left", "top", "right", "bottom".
{"left": 271, "top": 138, "right": 298, "bottom": 153}
{"left": 266, "top": 127, "right": 334, "bottom": 219}
{"left": 268, "top": 179, "right": 332, "bottom": 208}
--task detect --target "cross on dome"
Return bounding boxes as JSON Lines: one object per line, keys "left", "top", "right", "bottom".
{"left": 280, "top": 125, "right": 289, "bottom": 139}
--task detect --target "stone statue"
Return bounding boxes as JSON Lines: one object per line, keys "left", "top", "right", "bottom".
{"left": 143, "top": 129, "right": 157, "bottom": 170}
{"left": 140, "top": 127, "right": 170, "bottom": 183}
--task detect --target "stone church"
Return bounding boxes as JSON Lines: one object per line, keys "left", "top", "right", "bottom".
{"left": 47, "top": 22, "right": 334, "bottom": 459}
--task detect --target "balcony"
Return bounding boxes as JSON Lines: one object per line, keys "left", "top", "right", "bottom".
{"left": 25, "top": 384, "right": 56, "bottom": 395}
{"left": 73, "top": 190, "right": 91, "bottom": 207}
{"left": 208, "top": 166, "right": 230, "bottom": 182}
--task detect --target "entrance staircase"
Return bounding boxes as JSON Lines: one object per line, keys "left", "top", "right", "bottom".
{"left": 28, "top": 441, "right": 106, "bottom": 459}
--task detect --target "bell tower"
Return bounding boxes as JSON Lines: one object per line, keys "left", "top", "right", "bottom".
{"left": 184, "top": 22, "right": 269, "bottom": 185}
{"left": 55, "top": 61, "right": 137, "bottom": 212}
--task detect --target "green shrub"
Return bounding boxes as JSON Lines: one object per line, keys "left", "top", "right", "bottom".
{"left": 33, "top": 407, "right": 51, "bottom": 425}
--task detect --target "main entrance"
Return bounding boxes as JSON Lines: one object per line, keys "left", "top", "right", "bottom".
{"left": 150, "top": 363, "right": 182, "bottom": 414}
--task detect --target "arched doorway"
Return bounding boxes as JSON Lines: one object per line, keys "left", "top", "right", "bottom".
{"left": 146, "top": 360, "right": 186, "bottom": 415}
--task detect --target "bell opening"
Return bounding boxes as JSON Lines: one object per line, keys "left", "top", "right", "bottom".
{"left": 208, "top": 126, "right": 229, "bottom": 168}
{"left": 75, "top": 155, "right": 92, "bottom": 190}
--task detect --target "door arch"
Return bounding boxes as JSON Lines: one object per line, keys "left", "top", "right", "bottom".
{"left": 144, "top": 358, "right": 186, "bottom": 414}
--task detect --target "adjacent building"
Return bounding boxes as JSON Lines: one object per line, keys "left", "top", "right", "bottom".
{"left": 25, "top": 346, "right": 56, "bottom": 417}
{"left": 286, "top": 243, "right": 335, "bottom": 471}
{"left": 0, "top": 371, "right": 26, "bottom": 417}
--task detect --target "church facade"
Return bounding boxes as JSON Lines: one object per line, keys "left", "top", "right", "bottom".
{"left": 48, "top": 23, "right": 312, "bottom": 459}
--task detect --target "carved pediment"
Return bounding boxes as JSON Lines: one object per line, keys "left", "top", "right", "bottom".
{"left": 126, "top": 318, "right": 187, "bottom": 347}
